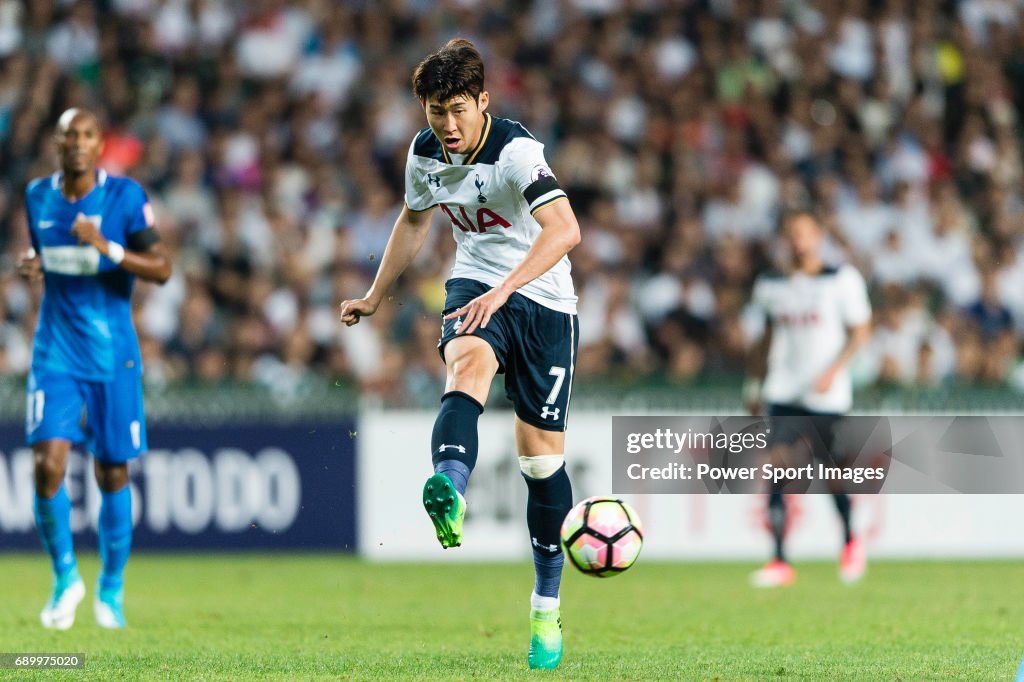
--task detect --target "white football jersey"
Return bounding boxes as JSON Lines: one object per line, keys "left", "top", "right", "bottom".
{"left": 750, "top": 263, "right": 871, "bottom": 413}
{"left": 404, "top": 114, "right": 576, "bottom": 314}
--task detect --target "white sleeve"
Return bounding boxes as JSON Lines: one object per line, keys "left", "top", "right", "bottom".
{"left": 749, "top": 277, "right": 769, "bottom": 323}
{"left": 499, "top": 138, "right": 567, "bottom": 214}
{"left": 839, "top": 264, "right": 872, "bottom": 326}
{"left": 741, "top": 277, "right": 770, "bottom": 343}
{"left": 404, "top": 139, "right": 435, "bottom": 212}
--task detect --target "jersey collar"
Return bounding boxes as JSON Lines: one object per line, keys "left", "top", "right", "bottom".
{"left": 51, "top": 169, "right": 108, "bottom": 198}
{"left": 464, "top": 113, "right": 492, "bottom": 165}
{"left": 442, "top": 114, "right": 492, "bottom": 166}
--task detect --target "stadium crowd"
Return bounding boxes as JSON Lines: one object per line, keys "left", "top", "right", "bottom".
{"left": 1, "top": 0, "right": 1024, "bottom": 402}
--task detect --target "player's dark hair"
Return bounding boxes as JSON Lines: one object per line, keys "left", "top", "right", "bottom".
{"left": 412, "top": 38, "right": 485, "bottom": 103}
{"left": 780, "top": 209, "right": 820, "bottom": 232}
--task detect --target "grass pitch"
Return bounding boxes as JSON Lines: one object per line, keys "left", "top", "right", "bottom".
{"left": 0, "top": 554, "right": 1020, "bottom": 680}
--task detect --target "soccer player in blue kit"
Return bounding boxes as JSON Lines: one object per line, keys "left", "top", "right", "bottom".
{"left": 18, "top": 108, "right": 171, "bottom": 629}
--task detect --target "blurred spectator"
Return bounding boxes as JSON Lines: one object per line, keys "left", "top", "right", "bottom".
{"left": 46, "top": 1, "right": 97, "bottom": 74}
{"left": 0, "top": 0, "right": 1022, "bottom": 403}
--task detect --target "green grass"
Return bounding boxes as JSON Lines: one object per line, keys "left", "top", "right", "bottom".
{"left": 0, "top": 554, "right": 1020, "bottom": 680}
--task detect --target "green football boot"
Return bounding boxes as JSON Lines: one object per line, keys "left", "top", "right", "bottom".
{"left": 527, "top": 607, "right": 563, "bottom": 670}
{"left": 422, "top": 473, "right": 465, "bottom": 548}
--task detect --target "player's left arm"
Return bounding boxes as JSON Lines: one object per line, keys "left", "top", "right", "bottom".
{"left": 815, "top": 265, "right": 872, "bottom": 393}
{"left": 814, "top": 321, "right": 871, "bottom": 393}
{"left": 448, "top": 198, "right": 580, "bottom": 335}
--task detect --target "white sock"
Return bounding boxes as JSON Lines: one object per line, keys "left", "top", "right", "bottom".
{"left": 530, "top": 591, "right": 560, "bottom": 611}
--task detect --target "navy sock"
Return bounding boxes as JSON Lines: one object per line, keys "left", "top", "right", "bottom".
{"left": 833, "top": 493, "right": 852, "bottom": 544}
{"left": 769, "top": 491, "right": 786, "bottom": 562}
{"left": 523, "top": 465, "right": 572, "bottom": 599}
{"left": 431, "top": 391, "right": 483, "bottom": 497}
{"left": 435, "top": 460, "right": 470, "bottom": 496}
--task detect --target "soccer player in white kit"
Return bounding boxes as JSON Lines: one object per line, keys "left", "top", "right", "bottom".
{"left": 339, "top": 39, "right": 581, "bottom": 669}
{"left": 744, "top": 211, "right": 872, "bottom": 587}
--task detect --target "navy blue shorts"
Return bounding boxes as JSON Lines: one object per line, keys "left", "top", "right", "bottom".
{"left": 766, "top": 403, "right": 843, "bottom": 464}
{"left": 26, "top": 362, "right": 148, "bottom": 464}
{"left": 438, "top": 278, "right": 579, "bottom": 432}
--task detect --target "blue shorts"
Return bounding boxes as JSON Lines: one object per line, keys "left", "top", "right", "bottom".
{"left": 438, "top": 278, "right": 579, "bottom": 432}
{"left": 26, "top": 362, "right": 148, "bottom": 464}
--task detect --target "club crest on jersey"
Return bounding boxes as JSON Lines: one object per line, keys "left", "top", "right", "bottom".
{"left": 474, "top": 174, "right": 487, "bottom": 203}
{"left": 426, "top": 173, "right": 441, "bottom": 189}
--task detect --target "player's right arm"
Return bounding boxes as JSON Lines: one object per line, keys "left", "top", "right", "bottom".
{"left": 745, "top": 325, "right": 772, "bottom": 416}
{"left": 70, "top": 213, "right": 171, "bottom": 284}
{"left": 744, "top": 277, "right": 772, "bottom": 416}
{"left": 339, "top": 204, "right": 436, "bottom": 326}
{"left": 16, "top": 248, "right": 41, "bottom": 281}
{"left": 19, "top": 185, "right": 42, "bottom": 281}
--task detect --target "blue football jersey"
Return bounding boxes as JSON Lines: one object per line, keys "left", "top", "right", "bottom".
{"left": 25, "top": 170, "right": 158, "bottom": 382}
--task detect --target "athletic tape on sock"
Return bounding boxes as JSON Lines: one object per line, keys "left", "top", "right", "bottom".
{"left": 518, "top": 454, "right": 564, "bottom": 479}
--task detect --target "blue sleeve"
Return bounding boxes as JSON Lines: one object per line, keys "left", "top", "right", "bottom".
{"left": 119, "top": 180, "right": 161, "bottom": 252}
{"left": 123, "top": 181, "right": 153, "bottom": 236}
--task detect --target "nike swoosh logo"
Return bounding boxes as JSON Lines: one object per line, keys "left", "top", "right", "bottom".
{"left": 39, "top": 220, "right": 56, "bottom": 228}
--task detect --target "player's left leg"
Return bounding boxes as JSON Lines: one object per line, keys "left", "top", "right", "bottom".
{"left": 814, "top": 414, "right": 867, "bottom": 584}
{"left": 834, "top": 491, "right": 865, "bottom": 583}
{"left": 516, "top": 419, "right": 572, "bottom": 671}
{"left": 506, "top": 303, "right": 577, "bottom": 670}
{"left": 93, "top": 460, "right": 131, "bottom": 628}
{"left": 85, "top": 366, "right": 147, "bottom": 629}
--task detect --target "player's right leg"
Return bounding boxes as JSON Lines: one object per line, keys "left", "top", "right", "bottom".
{"left": 27, "top": 371, "right": 86, "bottom": 629}
{"left": 751, "top": 406, "right": 802, "bottom": 587}
{"left": 425, "top": 335, "right": 498, "bottom": 548}
{"left": 33, "top": 439, "right": 85, "bottom": 630}
{"left": 749, "top": 487, "right": 795, "bottom": 588}
{"left": 425, "top": 279, "right": 507, "bottom": 549}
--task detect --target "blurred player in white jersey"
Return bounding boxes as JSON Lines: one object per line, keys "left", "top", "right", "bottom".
{"left": 744, "top": 211, "right": 872, "bottom": 587}
{"left": 339, "top": 39, "right": 581, "bottom": 670}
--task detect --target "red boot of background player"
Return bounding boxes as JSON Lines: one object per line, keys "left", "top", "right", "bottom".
{"left": 750, "top": 560, "right": 796, "bottom": 588}
{"left": 840, "top": 538, "right": 866, "bottom": 584}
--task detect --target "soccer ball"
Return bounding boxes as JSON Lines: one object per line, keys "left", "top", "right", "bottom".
{"left": 560, "top": 496, "right": 644, "bottom": 577}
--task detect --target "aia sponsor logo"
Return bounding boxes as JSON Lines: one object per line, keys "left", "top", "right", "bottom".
{"left": 441, "top": 204, "right": 511, "bottom": 233}
{"left": 776, "top": 311, "right": 820, "bottom": 326}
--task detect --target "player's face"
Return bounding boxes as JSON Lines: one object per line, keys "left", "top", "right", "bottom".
{"left": 423, "top": 92, "right": 489, "bottom": 155}
{"left": 56, "top": 114, "right": 102, "bottom": 175}
{"left": 785, "top": 215, "right": 822, "bottom": 260}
